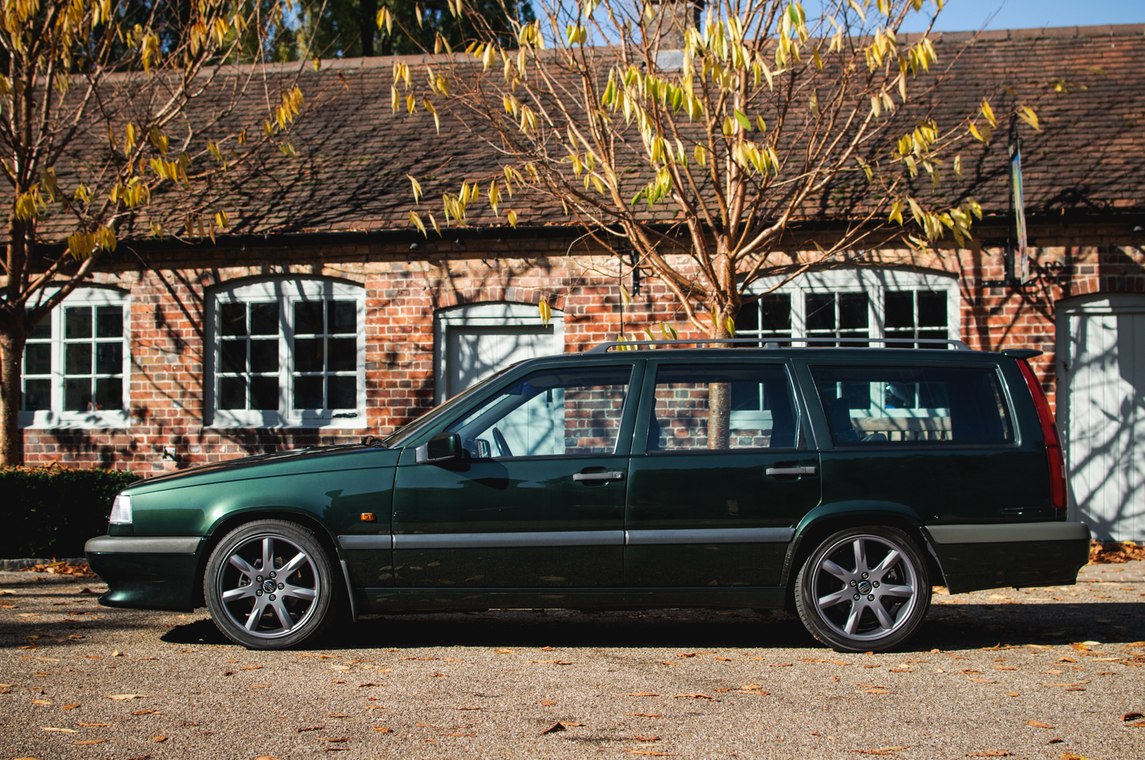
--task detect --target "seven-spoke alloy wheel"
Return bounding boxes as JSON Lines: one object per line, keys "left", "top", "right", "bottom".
{"left": 204, "top": 520, "right": 335, "bottom": 649}
{"left": 795, "top": 526, "right": 930, "bottom": 652}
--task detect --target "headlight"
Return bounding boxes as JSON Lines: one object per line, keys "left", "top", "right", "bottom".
{"left": 109, "top": 493, "right": 133, "bottom": 525}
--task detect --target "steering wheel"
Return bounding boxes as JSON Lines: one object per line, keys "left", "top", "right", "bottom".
{"left": 492, "top": 427, "right": 513, "bottom": 458}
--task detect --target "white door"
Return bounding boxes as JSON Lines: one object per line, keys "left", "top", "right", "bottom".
{"left": 436, "top": 303, "right": 564, "bottom": 401}
{"left": 1057, "top": 295, "right": 1145, "bottom": 540}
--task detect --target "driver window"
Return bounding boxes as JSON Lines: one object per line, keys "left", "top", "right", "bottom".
{"left": 446, "top": 366, "right": 631, "bottom": 459}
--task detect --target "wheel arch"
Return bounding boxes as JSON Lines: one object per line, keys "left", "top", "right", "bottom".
{"left": 781, "top": 502, "right": 947, "bottom": 598}
{"left": 193, "top": 507, "right": 349, "bottom": 613}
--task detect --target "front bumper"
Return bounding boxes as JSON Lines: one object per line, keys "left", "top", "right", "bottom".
{"left": 85, "top": 535, "right": 204, "bottom": 611}
{"left": 924, "top": 521, "right": 1091, "bottom": 594}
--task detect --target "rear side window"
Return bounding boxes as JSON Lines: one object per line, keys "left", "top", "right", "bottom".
{"left": 648, "top": 364, "right": 799, "bottom": 451}
{"left": 811, "top": 365, "right": 1013, "bottom": 446}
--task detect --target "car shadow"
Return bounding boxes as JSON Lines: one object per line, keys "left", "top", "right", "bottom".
{"left": 156, "top": 601, "right": 1144, "bottom": 653}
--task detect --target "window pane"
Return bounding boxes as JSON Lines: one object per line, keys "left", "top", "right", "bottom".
{"left": 220, "top": 303, "right": 246, "bottom": 336}
{"left": 294, "top": 338, "right": 324, "bottom": 372}
{"left": 96, "top": 343, "right": 122, "bottom": 375}
{"left": 918, "top": 292, "right": 947, "bottom": 327}
{"left": 760, "top": 294, "right": 791, "bottom": 333}
{"left": 328, "top": 376, "right": 356, "bottom": 409}
{"left": 94, "top": 378, "right": 123, "bottom": 411}
{"left": 66, "top": 307, "right": 92, "bottom": 339}
{"left": 885, "top": 292, "right": 914, "bottom": 329}
{"left": 65, "top": 343, "right": 92, "bottom": 375}
{"left": 329, "top": 301, "right": 356, "bottom": 334}
{"left": 838, "top": 293, "right": 869, "bottom": 330}
{"left": 327, "top": 338, "right": 356, "bottom": 372}
{"left": 29, "top": 319, "right": 51, "bottom": 340}
{"left": 650, "top": 364, "right": 798, "bottom": 451}
{"left": 220, "top": 340, "right": 246, "bottom": 373}
{"left": 250, "top": 303, "right": 278, "bottom": 335}
{"left": 219, "top": 377, "right": 246, "bottom": 410}
{"left": 806, "top": 293, "right": 834, "bottom": 331}
{"left": 65, "top": 378, "right": 91, "bottom": 411}
{"left": 294, "top": 376, "right": 324, "bottom": 409}
{"left": 294, "top": 302, "right": 324, "bottom": 335}
{"left": 251, "top": 377, "right": 279, "bottom": 410}
{"left": 448, "top": 367, "right": 631, "bottom": 458}
{"left": 811, "top": 365, "right": 1012, "bottom": 446}
{"left": 250, "top": 339, "right": 278, "bottom": 373}
{"left": 23, "top": 379, "right": 50, "bottom": 411}
{"left": 737, "top": 299, "right": 759, "bottom": 335}
{"left": 25, "top": 343, "right": 51, "bottom": 375}
{"left": 96, "top": 306, "right": 123, "bottom": 338}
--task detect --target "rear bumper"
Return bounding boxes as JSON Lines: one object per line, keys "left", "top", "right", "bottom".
{"left": 923, "top": 522, "right": 1091, "bottom": 594}
{"left": 84, "top": 536, "right": 203, "bottom": 611}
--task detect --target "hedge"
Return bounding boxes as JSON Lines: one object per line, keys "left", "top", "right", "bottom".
{"left": 0, "top": 465, "right": 141, "bottom": 559}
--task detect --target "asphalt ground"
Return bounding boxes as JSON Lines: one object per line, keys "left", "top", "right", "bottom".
{"left": 2, "top": 562, "right": 1143, "bottom": 760}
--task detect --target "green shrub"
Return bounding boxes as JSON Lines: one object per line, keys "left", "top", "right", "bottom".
{"left": 0, "top": 465, "right": 141, "bottom": 559}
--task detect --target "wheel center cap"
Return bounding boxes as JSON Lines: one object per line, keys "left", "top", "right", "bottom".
{"left": 262, "top": 579, "right": 277, "bottom": 594}
{"left": 857, "top": 580, "right": 873, "bottom": 595}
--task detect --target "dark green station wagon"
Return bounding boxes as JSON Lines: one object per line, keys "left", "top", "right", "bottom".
{"left": 86, "top": 339, "right": 1090, "bottom": 652}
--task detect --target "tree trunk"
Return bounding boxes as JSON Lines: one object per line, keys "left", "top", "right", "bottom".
{"left": 706, "top": 301, "right": 735, "bottom": 450}
{"left": 0, "top": 326, "right": 27, "bottom": 466}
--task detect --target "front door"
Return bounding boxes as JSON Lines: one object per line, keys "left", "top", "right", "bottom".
{"left": 625, "top": 361, "right": 820, "bottom": 587}
{"left": 392, "top": 364, "right": 638, "bottom": 587}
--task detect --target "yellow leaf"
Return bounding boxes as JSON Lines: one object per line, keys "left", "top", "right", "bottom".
{"left": 408, "top": 175, "right": 423, "bottom": 204}
{"left": 408, "top": 210, "right": 427, "bottom": 237}
{"left": 506, "top": 209, "right": 518, "bottom": 228}
{"left": 539, "top": 299, "right": 551, "bottom": 326}
{"left": 1018, "top": 105, "right": 1040, "bottom": 131}
{"left": 980, "top": 99, "right": 996, "bottom": 128}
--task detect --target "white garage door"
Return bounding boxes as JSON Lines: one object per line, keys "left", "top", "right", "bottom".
{"left": 435, "top": 303, "right": 563, "bottom": 401}
{"left": 1057, "top": 294, "right": 1145, "bottom": 540}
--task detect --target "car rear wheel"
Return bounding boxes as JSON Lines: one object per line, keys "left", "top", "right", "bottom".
{"left": 204, "top": 520, "right": 335, "bottom": 650}
{"left": 795, "top": 526, "right": 930, "bottom": 653}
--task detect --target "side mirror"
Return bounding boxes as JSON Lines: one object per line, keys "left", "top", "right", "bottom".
{"left": 415, "top": 432, "right": 463, "bottom": 464}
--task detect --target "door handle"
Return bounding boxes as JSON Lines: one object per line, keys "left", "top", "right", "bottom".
{"left": 765, "top": 466, "right": 817, "bottom": 477}
{"left": 573, "top": 471, "right": 625, "bottom": 483}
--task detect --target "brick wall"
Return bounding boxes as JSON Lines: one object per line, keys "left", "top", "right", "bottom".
{"left": 17, "top": 228, "right": 1144, "bottom": 471}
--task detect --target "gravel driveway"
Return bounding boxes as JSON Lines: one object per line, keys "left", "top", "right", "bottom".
{"left": 2, "top": 561, "right": 1143, "bottom": 760}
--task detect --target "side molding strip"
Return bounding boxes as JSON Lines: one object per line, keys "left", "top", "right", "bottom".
{"left": 394, "top": 531, "right": 624, "bottom": 550}
{"left": 925, "top": 522, "right": 1090, "bottom": 544}
{"left": 84, "top": 536, "right": 201, "bottom": 554}
{"left": 626, "top": 528, "right": 796, "bottom": 545}
{"left": 337, "top": 535, "right": 394, "bottom": 551}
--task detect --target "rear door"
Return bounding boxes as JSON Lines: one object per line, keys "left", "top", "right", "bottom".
{"left": 625, "top": 359, "right": 820, "bottom": 587}
{"left": 392, "top": 362, "right": 640, "bottom": 588}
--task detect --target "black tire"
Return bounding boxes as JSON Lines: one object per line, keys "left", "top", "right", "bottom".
{"left": 795, "top": 526, "right": 930, "bottom": 653}
{"left": 204, "top": 520, "right": 336, "bottom": 650}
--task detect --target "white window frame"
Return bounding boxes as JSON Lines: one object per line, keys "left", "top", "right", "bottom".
{"left": 434, "top": 302, "right": 565, "bottom": 403}
{"left": 208, "top": 278, "right": 366, "bottom": 428}
{"left": 19, "top": 287, "right": 131, "bottom": 429}
{"left": 746, "top": 268, "right": 961, "bottom": 343}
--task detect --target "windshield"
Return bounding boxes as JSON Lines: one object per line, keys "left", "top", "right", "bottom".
{"left": 380, "top": 365, "right": 517, "bottom": 448}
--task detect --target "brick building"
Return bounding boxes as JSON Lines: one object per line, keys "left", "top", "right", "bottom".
{"left": 10, "top": 25, "right": 1145, "bottom": 539}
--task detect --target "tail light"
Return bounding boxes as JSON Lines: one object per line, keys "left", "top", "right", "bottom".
{"left": 1016, "top": 359, "right": 1067, "bottom": 513}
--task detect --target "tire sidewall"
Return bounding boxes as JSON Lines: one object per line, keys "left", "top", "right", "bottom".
{"left": 795, "top": 526, "right": 931, "bottom": 653}
{"left": 204, "top": 519, "right": 335, "bottom": 650}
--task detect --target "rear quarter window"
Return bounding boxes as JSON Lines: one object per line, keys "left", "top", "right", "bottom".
{"left": 811, "top": 365, "right": 1013, "bottom": 446}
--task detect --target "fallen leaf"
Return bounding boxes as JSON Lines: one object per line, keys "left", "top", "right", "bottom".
{"left": 78, "top": 722, "right": 110, "bottom": 727}
{"left": 317, "top": 737, "right": 349, "bottom": 743}
{"left": 541, "top": 700, "right": 556, "bottom": 706}
{"left": 42, "top": 727, "right": 78, "bottom": 733}
{"left": 624, "top": 693, "right": 660, "bottom": 697}
{"left": 528, "top": 660, "right": 573, "bottom": 665}
{"left": 634, "top": 736, "right": 661, "bottom": 742}
{"left": 327, "top": 714, "right": 348, "bottom": 718}
{"left": 967, "top": 752, "right": 1012, "bottom": 757}
{"left": 854, "top": 747, "right": 911, "bottom": 755}
{"left": 1123, "top": 712, "right": 1145, "bottom": 722}
{"left": 540, "top": 722, "right": 566, "bottom": 735}
{"left": 633, "top": 713, "right": 663, "bottom": 718}
{"left": 1027, "top": 720, "right": 1054, "bottom": 729}
{"left": 373, "top": 727, "right": 394, "bottom": 733}
{"left": 968, "top": 678, "right": 999, "bottom": 684}
{"left": 622, "top": 751, "right": 674, "bottom": 756}
{"left": 297, "top": 725, "right": 326, "bottom": 732}
{"left": 445, "top": 733, "right": 475, "bottom": 737}
{"left": 73, "top": 739, "right": 109, "bottom": 745}
{"left": 60, "top": 704, "right": 80, "bottom": 710}
{"left": 131, "top": 710, "right": 158, "bottom": 715}
{"left": 31, "top": 699, "right": 51, "bottom": 706}
{"left": 152, "top": 736, "right": 167, "bottom": 743}
{"left": 674, "top": 693, "right": 716, "bottom": 701}
{"left": 107, "top": 694, "right": 146, "bottom": 701}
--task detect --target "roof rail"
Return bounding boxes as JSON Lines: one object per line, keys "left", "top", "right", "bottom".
{"left": 588, "top": 336, "right": 971, "bottom": 353}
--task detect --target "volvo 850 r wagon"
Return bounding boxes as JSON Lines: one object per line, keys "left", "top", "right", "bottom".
{"left": 86, "top": 339, "right": 1090, "bottom": 652}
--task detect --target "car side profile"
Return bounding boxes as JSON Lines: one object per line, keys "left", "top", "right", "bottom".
{"left": 85, "top": 339, "right": 1091, "bottom": 652}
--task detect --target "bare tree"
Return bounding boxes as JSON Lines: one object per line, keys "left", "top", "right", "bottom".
{"left": 399, "top": 0, "right": 1037, "bottom": 334}
{"left": 0, "top": 0, "right": 310, "bottom": 464}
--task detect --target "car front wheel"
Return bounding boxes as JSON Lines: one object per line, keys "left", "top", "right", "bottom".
{"left": 204, "top": 520, "right": 336, "bottom": 649}
{"left": 795, "top": 526, "right": 930, "bottom": 653}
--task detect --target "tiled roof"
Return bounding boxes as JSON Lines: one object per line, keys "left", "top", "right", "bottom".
{"left": 37, "top": 24, "right": 1145, "bottom": 244}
